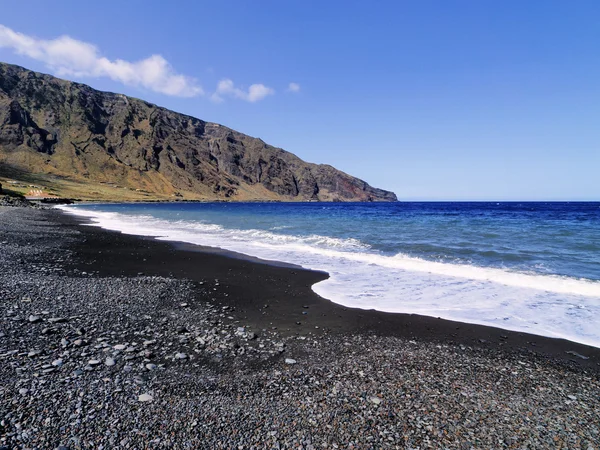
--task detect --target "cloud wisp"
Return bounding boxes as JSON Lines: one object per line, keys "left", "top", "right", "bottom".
{"left": 0, "top": 25, "right": 285, "bottom": 103}
{"left": 0, "top": 24, "right": 202, "bottom": 97}
{"left": 287, "top": 82, "right": 301, "bottom": 93}
{"left": 211, "top": 79, "right": 275, "bottom": 103}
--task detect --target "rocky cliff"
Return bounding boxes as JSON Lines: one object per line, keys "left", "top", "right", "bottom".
{"left": 0, "top": 62, "right": 396, "bottom": 202}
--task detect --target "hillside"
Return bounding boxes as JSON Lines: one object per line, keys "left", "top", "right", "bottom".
{"left": 0, "top": 62, "right": 396, "bottom": 202}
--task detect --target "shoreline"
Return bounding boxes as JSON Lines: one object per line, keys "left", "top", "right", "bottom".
{"left": 2, "top": 205, "right": 599, "bottom": 448}
{"left": 56, "top": 207, "right": 600, "bottom": 371}
{"left": 59, "top": 202, "right": 600, "bottom": 349}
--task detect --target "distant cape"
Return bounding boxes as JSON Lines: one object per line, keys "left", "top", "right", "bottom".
{"left": 0, "top": 62, "right": 397, "bottom": 202}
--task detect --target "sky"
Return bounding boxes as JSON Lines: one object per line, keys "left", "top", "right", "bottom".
{"left": 1, "top": 0, "right": 599, "bottom": 200}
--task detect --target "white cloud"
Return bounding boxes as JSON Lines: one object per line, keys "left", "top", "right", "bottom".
{"left": 287, "top": 82, "right": 300, "bottom": 93}
{"left": 0, "top": 24, "right": 203, "bottom": 97}
{"left": 212, "top": 78, "right": 274, "bottom": 103}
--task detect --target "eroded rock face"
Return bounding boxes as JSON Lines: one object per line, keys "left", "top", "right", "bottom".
{"left": 0, "top": 62, "right": 397, "bottom": 202}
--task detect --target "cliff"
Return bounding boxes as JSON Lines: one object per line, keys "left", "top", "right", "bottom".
{"left": 0, "top": 62, "right": 396, "bottom": 202}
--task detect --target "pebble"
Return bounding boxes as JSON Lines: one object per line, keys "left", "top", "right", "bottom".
{"left": 88, "top": 359, "right": 101, "bottom": 366}
{"left": 47, "top": 317, "right": 68, "bottom": 323}
{"left": 175, "top": 352, "right": 188, "bottom": 360}
{"left": 566, "top": 350, "right": 589, "bottom": 360}
{"left": 1, "top": 207, "right": 599, "bottom": 450}
{"left": 138, "top": 393, "right": 153, "bottom": 402}
{"left": 28, "top": 315, "right": 42, "bottom": 323}
{"left": 369, "top": 396, "right": 382, "bottom": 405}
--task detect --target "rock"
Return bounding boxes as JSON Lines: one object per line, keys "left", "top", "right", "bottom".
{"left": 51, "top": 359, "right": 63, "bottom": 367}
{"left": 28, "top": 350, "right": 42, "bottom": 357}
{"left": 145, "top": 363, "right": 157, "bottom": 371}
{"left": 369, "top": 396, "right": 382, "bottom": 405}
{"left": 88, "top": 359, "right": 101, "bottom": 366}
{"left": 18, "top": 388, "right": 29, "bottom": 395}
{"left": 105, "top": 357, "right": 116, "bottom": 367}
{"left": 113, "top": 344, "right": 126, "bottom": 350}
{"left": 28, "top": 315, "right": 42, "bottom": 323}
{"left": 138, "top": 393, "right": 153, "bottom": 402}
{"left": 175, "top": 352, "right": 188, "bottom": 360}
{"left": 566, "top": 350, "right": 589, "bottom": 360}
{"left": 284, "top": 358, "right": 297, "bottom": 365}
{"left": 48, "top": 317, "right": 68, "bottom": 324}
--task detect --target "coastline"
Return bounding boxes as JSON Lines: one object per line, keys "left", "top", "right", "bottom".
{"left": 1, "top": 206, "right": 599, "bottom": 449}
{"left": 58, "top": 201, "right": 600, "bottom": 349}
{"left": 58, "top": 207, "right": 600, "bottom": 368}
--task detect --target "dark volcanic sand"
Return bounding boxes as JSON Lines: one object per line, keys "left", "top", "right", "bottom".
{"left": 58, "top": 209, "right": 600, "bottom": 371}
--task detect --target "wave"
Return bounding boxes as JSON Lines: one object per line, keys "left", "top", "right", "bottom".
{"left": 59, "top": 206, "right": 600, "bottom": 297}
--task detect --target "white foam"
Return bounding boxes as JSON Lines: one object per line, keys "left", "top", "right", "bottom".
{"left": 59, "top": 206, "right": 600, "bottom": 348}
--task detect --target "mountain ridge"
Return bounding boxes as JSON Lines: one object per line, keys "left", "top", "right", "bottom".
{"left": 0, "top": 62, "right": 396, "bottom": 202}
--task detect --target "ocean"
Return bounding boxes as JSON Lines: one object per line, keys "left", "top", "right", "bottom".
{"left": 60, "top": 202, "right": 600, "bottom": 347}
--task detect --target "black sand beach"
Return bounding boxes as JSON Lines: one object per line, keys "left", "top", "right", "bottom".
{"left": 1, "top": 205, "right": 599, "bottom": 449}
{"left": 59, "top": 208, "right": 600, "bottom": 370}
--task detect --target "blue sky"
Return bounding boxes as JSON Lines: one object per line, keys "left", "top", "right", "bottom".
{"left": 1, "top": 0, "right": 599, "bottom": 200}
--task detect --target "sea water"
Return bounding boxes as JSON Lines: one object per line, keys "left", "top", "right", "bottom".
{"left": 60, "top": 202, "right": 600, "bottom": 347}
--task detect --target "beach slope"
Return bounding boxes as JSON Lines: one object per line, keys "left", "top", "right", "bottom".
{"left": 0, "top": 206, "right": 598, "bottom": 448}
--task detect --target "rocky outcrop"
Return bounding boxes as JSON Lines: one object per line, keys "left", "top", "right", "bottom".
{"left": 0, "top": 62, "right": 396, "bottom": 202}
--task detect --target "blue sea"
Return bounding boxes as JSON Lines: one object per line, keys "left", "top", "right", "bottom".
{"left": 61, "top": 202, "right": 600, "bottom": 347}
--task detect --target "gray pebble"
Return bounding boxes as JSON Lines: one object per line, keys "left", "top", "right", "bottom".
{"left": 105, "top": 357, "right": 116, "bottom": 367}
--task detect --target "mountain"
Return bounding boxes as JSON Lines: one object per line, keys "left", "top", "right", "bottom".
{"left": 0, "top": 62, "right": 396, "bottom": 202}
